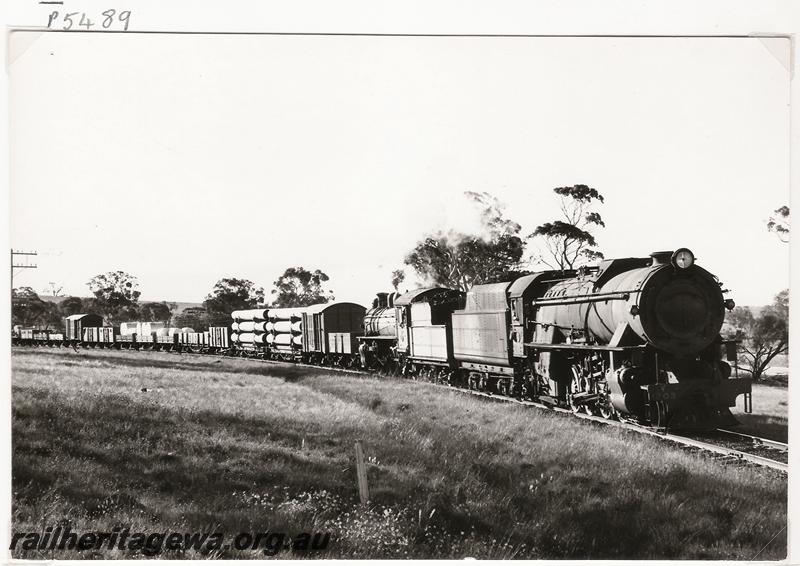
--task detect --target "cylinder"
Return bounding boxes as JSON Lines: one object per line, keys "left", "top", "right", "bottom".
{"left": 236, "top": 321, "right": 257, "bottom": 332}
{"left": 231, "top": 332, "right": 239, "bottom": 343}
{"left": 266, "top": 333, "right": 275, "bottom": 344}
{"left": 253, "top": 333, "right": 268, "bottom": 344}
{"left": 273, "top": 333, "right": 293, "bottom": 345}
{"left": 265, "top": 321, "right": 274, "bottom": 332}
{"left": 237, "top": 332, "right": 256, "bottom": 343}
{"left": 273, "top": 320, "right": 292, "bottom": 333}
{"left": 269, "top": 308, "right": 303, "bottom": 321}
{"left": 231, "top": 309, "right": 269, "bottom": 322}
{"left": 291, "top": 321, "right": 303, "bottom": 333}
{"left": 292, "top": 335, "right": 303, "bottom": 346}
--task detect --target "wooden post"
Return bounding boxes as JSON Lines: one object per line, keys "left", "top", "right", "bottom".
{"left": 354, "top": 441, "right": 369, "bottom": 506}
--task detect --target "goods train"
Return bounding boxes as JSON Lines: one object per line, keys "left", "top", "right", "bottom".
{"left": 12, "top": 247, "right": 751, "bottom": 430}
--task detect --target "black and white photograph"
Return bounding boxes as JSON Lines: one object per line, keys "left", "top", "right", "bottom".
{"left": 4, "top": 1, "right": 795, "bottom": 560}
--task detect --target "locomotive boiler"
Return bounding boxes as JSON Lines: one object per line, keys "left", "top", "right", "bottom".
{"left": 528, "top": 248, "right": 750, "bottom": 428}
{"left": 358, "top": 292, "right": 401, "bottom": 371}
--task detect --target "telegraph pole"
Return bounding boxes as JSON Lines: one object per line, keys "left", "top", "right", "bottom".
{"left": 11, "top": 249, "right": 38, "bottom": 291}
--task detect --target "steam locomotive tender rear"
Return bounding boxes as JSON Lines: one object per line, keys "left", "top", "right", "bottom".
{"left": 393, "top": 287, "right": 465, "bottom": 381}
{"left": 528, "top": 248, "right": 751, "bottom": 429}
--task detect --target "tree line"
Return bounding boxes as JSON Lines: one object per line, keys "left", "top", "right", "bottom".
{"left": 11, "top": 267, "right": 337, "bottom": 332}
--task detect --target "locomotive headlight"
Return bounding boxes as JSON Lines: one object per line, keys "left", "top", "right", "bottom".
{"left": 672, "top": 248, "right": 695, "bottom": 269}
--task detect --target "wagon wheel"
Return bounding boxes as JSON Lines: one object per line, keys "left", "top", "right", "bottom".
{"left": 596, "top": 390, "right": 616, "bottom": 420}
{"left": 653, "top": 401, "right": 669, "bottom": 430}
{"left": 568, "top": 366, "right": 590, "bottom": 414}
{"left": 568, "top": 393, "right": 582, "bottom": 414}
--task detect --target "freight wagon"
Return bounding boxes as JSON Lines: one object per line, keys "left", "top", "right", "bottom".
{"left": 302, "top": 301, "right": 366, "bottom": 366}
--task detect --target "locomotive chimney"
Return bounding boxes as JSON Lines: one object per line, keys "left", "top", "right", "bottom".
{"left": 376, "top": 292, "right": 389, "bottom": 308}
{"left": 650, "top": 251, "right": 672, "bottom": 266}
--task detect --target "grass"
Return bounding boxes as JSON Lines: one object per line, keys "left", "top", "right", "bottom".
{"left": 11, "top": 348, "right": 788, "bottom": 559}
{"left": 730, "top": 382, "right": 789, "bottom": 442}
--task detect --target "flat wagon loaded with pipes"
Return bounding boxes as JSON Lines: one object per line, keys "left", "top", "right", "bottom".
{"left": 231, "top": 303, "right": 366, "bottom": 364}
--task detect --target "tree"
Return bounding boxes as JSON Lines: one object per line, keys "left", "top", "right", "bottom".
{"left": 390, "top": 269, "right": 406, "bottom": 292}
{"left": 174, "top": 307, "right": 209, "bottom": 331}
{"left": 11, "top": 288, "right": 62, "bottom": 329}
{"left": 529, "top": 184, "right": 606, "bottom": 270}
{"left": 271, "top": 267, "right": 334, "bottom": 307}
{"left": 766, "top": 205, "right": 789, "bottom": 243}
{"left": 137, "top": 301, "right": 176, "bottom": 324}
{"left": 59, "top": 296, "right": 85, "bottom": 317}
{"left": 12, "top": 287, "right": 48, "bottom": 327}
{"left": 464, "top": 190, "right": 523, "bottom": 238}
{"left": 41, "top": 301, "right": 63, "bottom": 329}
{"left": 86, "top": 271, "right": 142, "bottom": 323}
{"left": 405, "top": 232, "right": 525, "bottom": 292}
{"left": 402, "top": 191, "right": 526, "bottom": 292}
{"left": 204, "top": 278, "right": 265, "bottom": 326}
{"left": 44, "top": 282, "right": 63, "bottom": 297}
{"left": 726, "top": 290, "right": 789, "bottom": 381}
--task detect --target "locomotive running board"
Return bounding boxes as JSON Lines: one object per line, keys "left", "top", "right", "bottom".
{"left": 525, "top": 342, "right": 645, "bottom": 352}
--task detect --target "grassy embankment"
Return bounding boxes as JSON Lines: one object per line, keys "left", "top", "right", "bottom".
{"left": 11, "top": 348, "right": 787, "bottom": 559}
{"left": 730, "top": 382, "right": 788, "bottom": 442}
{"left": 729, "top": 352, "right": 789, "bottom": 442}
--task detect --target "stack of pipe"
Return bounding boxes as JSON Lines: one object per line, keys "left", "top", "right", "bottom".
{"left": 266, "top": 307, "right": 304, "bottom": 351}
{"left": 230, "top": 308, "right": 269, "bottom": 346}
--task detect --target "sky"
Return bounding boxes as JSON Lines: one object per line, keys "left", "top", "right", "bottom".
{"left": 8, "top": 33, "right": 791, "bottom": 306}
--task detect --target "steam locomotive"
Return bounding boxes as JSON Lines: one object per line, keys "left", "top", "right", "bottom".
{"left": 359, "top": 248, "right": 750, "bottom": 429}
{"left": 12, "top": 247, "right": 751, "bottom": 430}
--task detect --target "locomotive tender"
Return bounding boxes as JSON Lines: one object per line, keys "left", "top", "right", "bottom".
{"left": 12, "top": 247, "right": 751, "bottom": 430}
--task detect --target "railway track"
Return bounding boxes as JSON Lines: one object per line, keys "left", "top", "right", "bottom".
{"left": 420, "top": 382, "right": 789, "bottom": 474}
{"left": 15, "top": 345, "right": 789, "bottom": 474}
{"left": 715, "top": 428, "right": 788, "bottom": 452}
